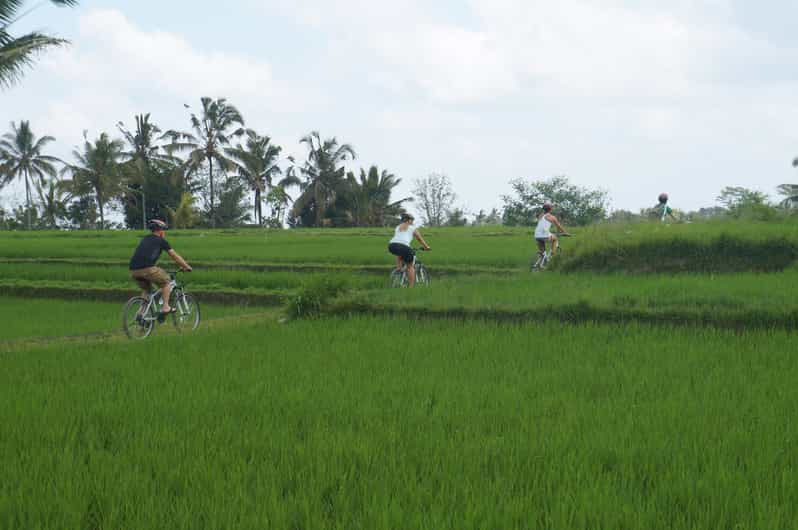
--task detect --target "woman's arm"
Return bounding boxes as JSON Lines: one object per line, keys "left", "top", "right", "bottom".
{"left": 549, "top": 214, "right": 570, "bottom": 235}
{"left": 413, "top": 230, "right": 431, "bottom": 250}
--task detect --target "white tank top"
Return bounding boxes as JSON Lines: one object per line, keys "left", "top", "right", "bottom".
{"left": 535, "top": 215, "right": 552, "bottom": 239}
{"left": 390, "top": 224, "right": 415, "bottom": 246}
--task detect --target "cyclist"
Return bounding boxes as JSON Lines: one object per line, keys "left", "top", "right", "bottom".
{"left": 535, "top": 201, "right": 570, "bottom": 257}
{"left": 129, "top": 219, "right": 192, "bottom": 315}
{"left": 388, "top": 213, "right": 431, "bottom": 287}
{"left": 655, "top": 193, "right": 677, "bottom": 222}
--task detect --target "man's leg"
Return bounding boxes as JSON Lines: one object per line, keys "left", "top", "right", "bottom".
{"left": 161, "top": 283, "right": 173, "bottom": 312}
{"left": 395, "top": 255, "right": 403, "bottom": 271}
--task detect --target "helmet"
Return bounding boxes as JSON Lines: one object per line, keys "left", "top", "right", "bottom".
{"left": 400, "top": 213, "right": 415, "bottom": 223}
{"left": 147, "top": 219, "right": 168, "bottom": 231}
{"left": 658, "top": 193, "right": 669, "bottom": 204}
{"left": 542, "top": 201, "right": 553, "bottom": 212}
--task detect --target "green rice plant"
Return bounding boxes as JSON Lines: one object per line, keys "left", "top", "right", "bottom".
{"left": 285, "top": 274, "right": 351, "bottom": 320}
{"left": 1, "top": 317, "right": 797, "bottom": 528}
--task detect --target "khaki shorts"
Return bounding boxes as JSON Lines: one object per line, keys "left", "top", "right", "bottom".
{"left": 131, "top": 267, "right": 170, "bottom": 291}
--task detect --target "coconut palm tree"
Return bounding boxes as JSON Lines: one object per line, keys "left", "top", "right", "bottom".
{"left": 0, "top": 120, "right": 61, "bottom": 229}
{"left": 163, "top": 97, "right": 245, "bottom": 228}
{"left": 291, "top": 131, "right": 356, "bottom": 227}
{"left": 36, "top": 175, "right": 71, "bottom": 228}
{"left": 62, "top": 132, "right": 124, "bottom": 229}
{"left": 0, "top": 0, "right": 78, "bottom": 88}
{"left": 226, "top": 130, "right": 300, "bottom": 225}
{"left": 342, "top": 166, "right": 411, "bottom": 227}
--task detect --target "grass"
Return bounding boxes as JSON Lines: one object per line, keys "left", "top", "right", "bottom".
{"left": 0, "top": 262, "right": 384, "bottom": 292}
{"left": 0, "top": 226, "right": 532, "bottom": 268}
{"left": 4, "top": 220, "right": 798, "bottom": 273}
{"left": 0, "top": 297, "right": 257, "bottom": 341}
{"left": 352, "top": 271, "right": 798, "bottom": 314}
{"left": 1, "top": 317, "right": 796, "bottom": 529}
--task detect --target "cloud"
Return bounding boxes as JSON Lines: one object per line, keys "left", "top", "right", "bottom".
{"left": 46, "top": 9, "right": 279, "bottom": 103}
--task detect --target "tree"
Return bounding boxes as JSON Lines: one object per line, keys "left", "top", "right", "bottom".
{"left": 0, "top": 0, "right": 78, "bottom": 88}
{"left": 290, "top": 131, "right": 356, "bottom": 227}
{"left": 118, "top": 114, "right": 183, "bottom": 228}
{"left": 213, "top": 175, "right": 250, "bottom": 228}
{"left": 265, "top": 186, "right": 292, "bottom": 228}
{"left": 169, "top": 192, "right": 199, "bottom": 229}
{"left": 412, "top": 173, "right": 455, "bottom": 227}
{"left": 62, "top": 132, "right": 125, "bottom": 229}
{"left": 164, "top": 97, "right": 245, "bottom": 228}
{"left": 502, "top": 176, "right": 608, "bottom": 226}
{"left": 445, "top": 207, "right": 468, "bottom": 227}
{"left": 36, "top": 176, "right": 71, "bottom": 228}
{"left": 339, "top": 166, "right": 411, "bottom": 227}
{"left": 776, "top": 184, "right": 798, "bottom": 209}
{"left": 715, "top": 186, "right": 779, "bottom": 221}
{"left": 226, "top": 130, "right": 299, "bottom": 226}
{"left": 473, "top": 208, "right": 502, "bottom": 226}
{"left": 0, "top": 120, "right": 60, "bottom": 229}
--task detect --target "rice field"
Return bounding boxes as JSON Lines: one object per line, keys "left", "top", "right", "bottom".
{"left": 2, "top": 317, "right": 796, "bottom": 529}
{"left": 2, "top": 222, "right": 797, "bottom": 529}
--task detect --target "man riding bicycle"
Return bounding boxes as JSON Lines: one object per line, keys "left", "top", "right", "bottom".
{"left": 129, "top": 219, "right": 192, "bottom": 316}
{"left": 388, "top": 213, "right": 431, "bottom": 288}
{"left": 535, "top": 201, "right": 570, "bottom": 257}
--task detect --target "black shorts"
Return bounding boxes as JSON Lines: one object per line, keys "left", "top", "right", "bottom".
{"left": 388, "top": 243, "right": 416, "bottom": 264}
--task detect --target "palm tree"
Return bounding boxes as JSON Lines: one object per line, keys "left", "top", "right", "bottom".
{"left": 0, "top": 0, "right": 79, "bottom": 88}
{"left": 118, "top": 114, "right": 177, "bottom": 171}
{"left": 36, "top": 175, "right": 71, "bottom": 228}
{"left": 343, "top": 166, "right": 411, "bottom": 226}
{"left": 163, "top": 97, "right": 245, "bottom": 228}
{"left": 291, "top": 131, "right": 356, "bottom": 227}
{"left": 62, "top": 132, "right": 124, "bottom": 229}
{"left": 0, "top": 120, "right": 60, "bottom": 229}
{"left": 226, "top": 130, "right": 300, "bottom": 225}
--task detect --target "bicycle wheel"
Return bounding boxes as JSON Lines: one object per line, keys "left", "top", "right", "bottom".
{"left": 173, "top": 292, "right": 201, "bottom": 331}
{"left": 389, "top": 269, "right": 405, "bottom": 288}
{"left": 416, "top": 265, "right": 431, "bottom": 287}
{"left": 122, "top": 296, "right": 155, "bottom": 339}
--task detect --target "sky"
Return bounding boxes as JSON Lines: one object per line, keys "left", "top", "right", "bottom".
{"left": 3, "top": 0, "right": 798, "bottom": 217}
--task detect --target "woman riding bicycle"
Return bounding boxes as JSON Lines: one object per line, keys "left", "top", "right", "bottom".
{"left": 388, "top": 213, "right": 431, "bottom": 288}
{"left": 535, "top": 201, "right": 570, "bottom": 257}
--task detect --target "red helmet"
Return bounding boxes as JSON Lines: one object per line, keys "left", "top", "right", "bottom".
{"left": 658, "top": 193, "right": 669, "bottom": 204}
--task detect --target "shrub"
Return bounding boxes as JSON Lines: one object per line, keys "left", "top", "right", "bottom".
{"left": 285, "top": 275, "right": 350, "bottom": 320}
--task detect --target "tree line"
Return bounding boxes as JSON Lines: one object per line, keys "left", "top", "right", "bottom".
{"left": 0, "top": 98, "right": 422, "bottom": 230}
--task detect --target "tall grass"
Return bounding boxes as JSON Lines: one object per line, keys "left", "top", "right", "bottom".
{"left": 1, "top": 317, "right": 797, "bottom": 529}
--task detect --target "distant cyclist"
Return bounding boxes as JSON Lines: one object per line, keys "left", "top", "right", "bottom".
{"left": 388, "top": 213, "right": 431, "bottom": 288}
{"left": 655, "top": 193, "right": 677, "bottom": 222}
{"left": 129, "top": 219, "right": 192, "bottom": 315}
{"left": 535, "top": 201, "right": 570, "bottom": 257}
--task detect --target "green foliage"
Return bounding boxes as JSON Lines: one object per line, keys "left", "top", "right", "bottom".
{"left": 0, "top": 1, "right": 78, "bottom": 88}
{"left": 503, "top": 175, "right": 608, "bottom": 226}
{"left": 0, "top": 120, "right": 60, "bottom": 229}
{"left": 2, "top": 318, "right": 798, "bottom": 528}
{"left": 163, "top": 97, "right": 245, "bottom": 228}
{"left": 715, "top": 186, "right": 776, "bottom": 220}
{"left": 62, "top": 131, "right": 125, "bottom": 229}
{"left": 285, "top": 275, "right": 349, "bottom": 320}
{"left": 290, "top": 131, "right": 356, "bottom": 227}
{"left": 170, "top": 192, "right": 199, "bottom": 229}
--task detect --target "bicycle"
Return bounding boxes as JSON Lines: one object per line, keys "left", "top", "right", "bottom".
{"left": 122, "top": 270, "right": 201, "bottom": 339}
{"left": 530, "top": 234, "right": 571, "bottom": 272}
{"left": 389, "top": 248, "right": 431, "bottom": 288}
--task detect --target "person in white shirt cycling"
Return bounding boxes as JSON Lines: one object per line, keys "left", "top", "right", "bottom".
{"left": 535, "top": 201, "right": 570, "bottom": 257}
{"left": 388, "top": 213, "right": 431, "bottom": 287}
